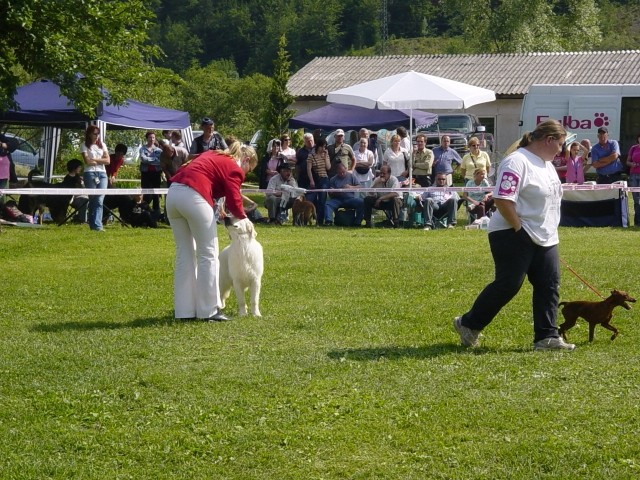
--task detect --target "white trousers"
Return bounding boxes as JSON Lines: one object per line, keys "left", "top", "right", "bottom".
{"left": 166, "top": 183, "right": 220, "bottom": 319}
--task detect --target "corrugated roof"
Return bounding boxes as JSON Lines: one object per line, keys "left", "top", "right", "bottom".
{"left": 288, "top": 51, "right": 640, "bottom": 98}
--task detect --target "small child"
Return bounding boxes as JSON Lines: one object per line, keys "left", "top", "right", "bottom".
{"left": 129, "top": 194, "right": 157, "bottom": 228}
{"left": 62, "top": 159, "right": 88, "bottom": 223}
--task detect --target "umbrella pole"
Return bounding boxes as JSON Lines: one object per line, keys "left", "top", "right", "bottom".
{"left": 408, "top": 109, "right": 413, "bottom": 186}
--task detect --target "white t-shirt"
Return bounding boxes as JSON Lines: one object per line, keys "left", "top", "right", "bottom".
{"left": 81, "top": 143, "right": 108, "bottom": 173}
{"left": 489, "top": 148, "right": 562, "bottom": 246}
{"left": 383, "top": 148, "right": 409, "bottom": 178}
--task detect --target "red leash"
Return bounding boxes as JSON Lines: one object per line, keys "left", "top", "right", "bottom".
{"left": 560, "top": 258, "right": 605, "bottom": 299}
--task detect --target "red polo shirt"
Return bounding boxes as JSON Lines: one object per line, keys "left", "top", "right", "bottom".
{"left": 171, "top": 151, "right": 246, "bottom": 219}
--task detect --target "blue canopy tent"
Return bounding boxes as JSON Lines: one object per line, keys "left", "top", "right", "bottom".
{"left": 0, "top": 79, "right": 192, "bottom": 179}
{"left": 289, "top": 103, "right": 437, "bottom": 130}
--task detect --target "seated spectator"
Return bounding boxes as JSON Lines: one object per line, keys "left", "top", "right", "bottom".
{"left": 462, "top": 168, "right": 494, "bottom": 221}
{"left": 459, "top": 137, "right": 491, "bottom": 182}
{"left": 307, "top": 138, "right": 331, "bottom": 226}
{"left": 412, "top": 133, "right": 434, "bottom": 187}
{"left": 418, "top": 172, "right": 459, "bottom": 230}
{"left": 129, "top": 194, "right": 157, "bottom": 228}
{"left": 325, "top": 161, "right": 364, "bottom": 226}
{"left": 265, "top": 163, "right": 298, "bottom": 225}
{"left": 106, "top": 143, "right": 127, "bottom": 187}
{"left": 383, "top": 134, "right": 409, "bottom": 180}
{"left": 61, "top": 159, "right": 88, "bottom": 223}
{"left": 363, "top": 165, "right": 403, "bottom": 228}
{"left": 259, "top": 139, "right": 283, "bottom": 190}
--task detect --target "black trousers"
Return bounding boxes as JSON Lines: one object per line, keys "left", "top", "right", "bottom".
{"left": 460, "top": 228, "right": 560, "bottom": 342}
{"left": 141, "top": 170, "right": 162, "bottom": 212}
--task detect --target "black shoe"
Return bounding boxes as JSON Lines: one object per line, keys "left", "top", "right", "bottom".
{"left": 207, "top": 312, "right": 231, "bottom": 322}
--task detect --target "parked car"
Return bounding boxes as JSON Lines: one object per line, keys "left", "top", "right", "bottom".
{"left": 1, "top": 132, "right": 40, "bottom": 167}
{"left": 416, "top": 114, "right": 494, "bottom": 155}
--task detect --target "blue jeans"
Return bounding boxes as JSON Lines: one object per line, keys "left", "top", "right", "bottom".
{"left": 83, "top": 170, "right": 108, "bottom": 230}
{"left": 306, "top": 177, "right": 329, "bottom": 225}
{"left": 628, "top": 173, "right": 640, "bottom": 226}
{"left": 460, "top": 228, "right": 560, "bottom": 342}
{"left": 325, "top": 196, "right": 365, "bottom": 225}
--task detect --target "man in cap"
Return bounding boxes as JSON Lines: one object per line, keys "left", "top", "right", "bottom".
{"left": 265, "top": 162, "right": 298, "bottom": 224}
{"left": 591, "top": 127, "right": 624, "bottom": 184}
{"left": 328, "top": 129, "right": 355, "bottom": 177}
{"left": 188, "top": 117, "right": 227, "bottom": 160}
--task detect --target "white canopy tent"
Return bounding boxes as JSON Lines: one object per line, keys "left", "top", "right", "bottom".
{"left": 327, "top": 70, "right": 496, "bottom": 181}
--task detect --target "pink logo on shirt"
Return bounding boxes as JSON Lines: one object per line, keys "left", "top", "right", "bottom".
{"left": 498, "top": 172, "right": 520, "bottom": 196}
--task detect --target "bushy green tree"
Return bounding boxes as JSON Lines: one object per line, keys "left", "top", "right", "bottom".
{"left": 443, "top": 0, "right": 601, "bottom": 52}
{"left": 0, "top": 0, "right": 160, "bottom": 115}
{"left": 259, "top": 35, "right": 295, "bottom": 157}
{"left": 181, "top": 60, "right": 270, "bottom": 142}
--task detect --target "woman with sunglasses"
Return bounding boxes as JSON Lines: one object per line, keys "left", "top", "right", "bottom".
{"left": 459, "top": 136, "right": 491, "bottom": 182}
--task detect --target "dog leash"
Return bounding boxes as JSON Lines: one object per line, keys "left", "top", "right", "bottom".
{"left": 559, "top": 258, "right": 605, "bottom": 299}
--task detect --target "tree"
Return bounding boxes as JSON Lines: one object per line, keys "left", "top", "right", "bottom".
{"left": 0, "top": 1, "right": 160, "bottom": 116}
{"left": 443, "top": 0, "right": 601, "bottom": 53}
{"left": 259, "top": 35, "right": 296, "bottom": 157}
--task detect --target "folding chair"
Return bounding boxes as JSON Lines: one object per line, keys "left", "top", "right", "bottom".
{"left": 58, "top": 196, "right": 88, "bottom": 226}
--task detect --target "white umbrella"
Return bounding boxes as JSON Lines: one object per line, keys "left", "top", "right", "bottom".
{"left": 327, "top": 71, "right": 496, "bottom": 183}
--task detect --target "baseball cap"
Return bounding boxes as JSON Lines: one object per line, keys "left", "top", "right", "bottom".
{"left": 335, "top": 129, "right": 345, "bottom": 136}
{"left": 200, "top": 117, "right": 214, "bottom": 126}
{"left": 597, "top": 127, "right": 608, "bottom": 134}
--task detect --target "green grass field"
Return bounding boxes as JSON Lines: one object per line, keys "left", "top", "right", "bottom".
{"left": 1, "top": 221, "right": 639, "bottom": 479}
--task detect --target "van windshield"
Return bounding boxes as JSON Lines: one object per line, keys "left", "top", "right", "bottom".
{"left": 420, "top": 115, "right": 472, "bottom": 133}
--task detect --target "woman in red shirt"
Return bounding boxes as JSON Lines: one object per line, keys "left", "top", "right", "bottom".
{"left": 166, "top": 141, "right": 258, "bottom": 321}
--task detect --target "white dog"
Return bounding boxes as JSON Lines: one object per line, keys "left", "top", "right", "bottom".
{"left": 219, "top": 217, "right": 263, "bottom": 317}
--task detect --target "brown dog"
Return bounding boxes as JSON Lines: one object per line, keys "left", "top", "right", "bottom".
{"left": 292, "top": 196, "right": 316, "bottom": 226}
{"left": 558, "top": 290, "right": 636, "bottom": 342}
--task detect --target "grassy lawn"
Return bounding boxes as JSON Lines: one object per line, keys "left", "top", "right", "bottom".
{"left": 1, "top": 221, "right": 639, "bottom": 479}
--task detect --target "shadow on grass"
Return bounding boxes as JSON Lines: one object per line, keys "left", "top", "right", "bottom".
{"left": 31, "top": 314, "right": 184, "bottom": 333}
{"left": 328, "top": 343, "right": 529, "bottom": 360}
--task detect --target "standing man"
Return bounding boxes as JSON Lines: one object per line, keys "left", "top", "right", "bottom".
{"left": 189, "top": 117, "right": 227, "bottom": 160}
{"left": 328, "top": 129, "right": 355, "bottom": 177}
{"left": 591, "top": 127, "right": 623, "bottom": 184}
{"left": 412, "top": 133, "right": 434, "bottom": 187}
{"left": 432, "top": 135, "right": 462, "bottom": 186}
{"left": 295, "top": 133, "right": 314, "bottom": 188}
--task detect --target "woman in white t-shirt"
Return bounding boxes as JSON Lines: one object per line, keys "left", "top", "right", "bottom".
{"left": 382, "top": 134, "right": 409, "bottom": 180}
{"left": 352, "top": 138, "right": 375, "bottom": 195}
{"left": 454, "top": 120, "right": 575, "bottom": 351}
{"left": 81, "top": 125, "right": 110, "bottom": 231}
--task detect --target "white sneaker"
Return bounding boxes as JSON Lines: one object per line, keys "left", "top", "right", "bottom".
{"left": 533, "top": 337, "right": 576, "bottom": 351}
{"left": 453, "top": 316, "right": 481, "bottom": 347}
{"left": 423, "top": 225, "right": 431, "bottom": 231}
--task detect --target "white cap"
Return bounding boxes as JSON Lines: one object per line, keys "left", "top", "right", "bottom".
{"left": 335, "top": 129, "right": 345, "bottom": 136}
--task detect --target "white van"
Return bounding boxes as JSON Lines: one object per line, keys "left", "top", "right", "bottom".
{"left": 520, "top": 84, "right": 640, "bottom": 157}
